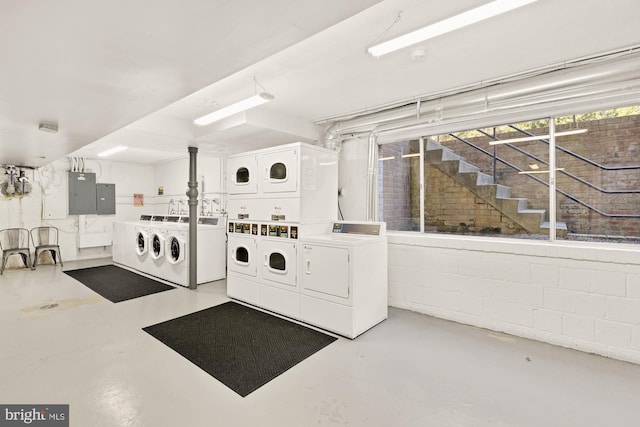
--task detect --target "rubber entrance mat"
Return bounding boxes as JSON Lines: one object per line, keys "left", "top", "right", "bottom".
{"left": 143, "top": 301, "right": 338, "bottom": 397}
{"left": 64, "top": 264, "right": 176, "bottom": 303}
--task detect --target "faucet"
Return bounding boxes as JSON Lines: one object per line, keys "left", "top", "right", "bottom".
{"left": 200, "top": 199, "right": 210, "bottom": 216}
{"left": 178, "top": 200, "right": 187, "bottom": 215}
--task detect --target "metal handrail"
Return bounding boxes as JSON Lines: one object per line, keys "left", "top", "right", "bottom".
{"left": 444, "top": 133, "right": 640, "bottom": 218}
{"left": 478, "top": 130, "right": 640, "bottom": 194}
{"left": 508, "top": 124, "right": 640, "bottom": 171}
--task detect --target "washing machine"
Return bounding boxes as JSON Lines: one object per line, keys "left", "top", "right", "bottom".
{"left": 196, "top": 215, "right": 227, "bottom": 284}
{"left": 132, "top": 215, "right": 153, "bottom": 274}
{"left": 257, "top": 221, "right": 300, "bottom": 318}
{"left": 298, "top": 221, "right": 388, "bottom": 339}
{"left": 164, "top": 226, "right": 187, "bottom": 285}
{"left": 161, "top": 216, "right": 227, "bottom": 287}
{"left": 227, "top": 221, "right": 260, "bottom": 304}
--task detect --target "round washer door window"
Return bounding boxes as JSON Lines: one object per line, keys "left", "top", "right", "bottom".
{"left": 153, "top": 235, "right": 161, "bottom": 255}
{"left": 170, "top": 237, "right": 181, "bottom": 260}
{"left": 137, "top": 233, "right": 146, "bottom": 252}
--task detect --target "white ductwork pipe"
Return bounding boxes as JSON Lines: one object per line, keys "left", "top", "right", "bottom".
{"left": 321, "top": 47, "right": 640, "bottom": 221}
{"left": 365, "top": 129, "right": 380, "bottom": 221}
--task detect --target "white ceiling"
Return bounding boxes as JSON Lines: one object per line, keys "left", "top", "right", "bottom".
{"left": 2, "top": 0, "right": 639, "bottom": 167}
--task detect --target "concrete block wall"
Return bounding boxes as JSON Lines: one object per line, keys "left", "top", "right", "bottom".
{"left": 387, "top": 232, "right": 640, "bottom": 364}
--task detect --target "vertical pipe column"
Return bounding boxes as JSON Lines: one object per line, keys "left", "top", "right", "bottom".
{"left": 366, "top": 129, "right": 379, "bottom": 221}
{"left": 549, "top": 119, "right": 557, "bottom": 242}
{"left": 187, "top": 146, "right": 199, "bottom": 289}
{"left": 419, "top": 137, "right": 425, "bottom": 233}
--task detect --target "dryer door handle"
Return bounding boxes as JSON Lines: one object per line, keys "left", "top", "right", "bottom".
{"left": 305, "top": 260, "right": 311, "bottom": 275}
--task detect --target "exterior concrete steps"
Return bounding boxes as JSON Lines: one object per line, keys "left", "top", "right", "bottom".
{"left": 426, "top": 140, "right": 567, "bottom": 235}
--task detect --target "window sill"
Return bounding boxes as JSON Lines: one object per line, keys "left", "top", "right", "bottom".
{"left": 386, "top": 231, "right": 640, "bottom": 265}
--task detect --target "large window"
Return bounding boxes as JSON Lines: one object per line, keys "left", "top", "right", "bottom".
{"left": 379, "top": 106, "right": 640, "bottom": 243}
{"left": 378, "top": 140, "right": 421, "bottom": 231}
{"left": 555, "top": 108, "right": 640, "bottom": 243}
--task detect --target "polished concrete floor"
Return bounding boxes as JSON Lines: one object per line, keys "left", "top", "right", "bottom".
{"left": 1, "top": 258, "right": 640, "bottom": 426}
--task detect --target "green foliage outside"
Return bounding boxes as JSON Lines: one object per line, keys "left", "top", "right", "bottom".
{"left": 441, "top": 106, "right": 640, "bottom": 141}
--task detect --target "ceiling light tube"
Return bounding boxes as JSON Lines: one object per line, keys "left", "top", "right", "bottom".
{"left": 489, "top": 128, "right": 588, "bottom": 145}
{"left": 518, "top": 168, "right": 565, "bottom": 175}
{"left": 98, "top": 145, "right": 127, "bottom": 157}
{"left": 368, "top": 0, "right": 539, "bottom": 57}
{"left": 194, "top": 92, "right": 274, "bottom": 126}
{"left": 379, "top": 156, "right": 396, "bottom": 161}
{"left": 401, "top": 153, "right": 421, "bottom": 158}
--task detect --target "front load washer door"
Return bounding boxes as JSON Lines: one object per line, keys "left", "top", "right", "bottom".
{"left": 167, "top": 235, "right": 185, "bottom": 264}
{"left": 150, "top": 233, "right": 166, "bottom": 260}
{"left": 136, "top": 231, "right": 148, "bottom": 256}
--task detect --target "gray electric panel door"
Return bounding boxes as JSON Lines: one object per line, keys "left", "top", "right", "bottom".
{"left": 97, "top": 183, "right": 116, "bottom": 215}
{"left": 68, "top": 172, "right": 97, "bottom": 214}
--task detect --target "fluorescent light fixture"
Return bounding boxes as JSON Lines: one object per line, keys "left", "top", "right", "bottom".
{"left": 194, "top": 92, "right": 274, "bottom": 126}
{"left": 379, "top": 156, "right": 396, "bottom": 161}
{"left": 519, "top": 168, "right": 564, "bottom": 175}
{"left": 401, "top": 153, "right": 421, "bottom": 158}
{"left": 489, "top": 128, "right": 588, "bottom": 145}
{"left": 368, "top": 0, "right": 539, "bottom": 57}
{"left": 98, "top": 145, "right": 127, "bottom": 157}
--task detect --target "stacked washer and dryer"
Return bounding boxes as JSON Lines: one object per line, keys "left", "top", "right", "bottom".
{"left": 226, "top": 141, "right": 388, "bottom": 338}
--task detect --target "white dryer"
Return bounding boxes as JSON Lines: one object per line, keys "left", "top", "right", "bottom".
{"left": 227, "top": 221, "right": 260, "bottom": 304}
{"left": 227, "top": 142, "right": 338, "bottom": 223}
{"left": 299, "top": 222, "right": 388, "bottom": 339}
{"left": 258, "top": 222, "right": 299, "bottom": 318}
{"left": 228, "top": 153, "right": 258, "bottom": 196}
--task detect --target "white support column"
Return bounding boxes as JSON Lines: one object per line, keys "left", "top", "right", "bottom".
{"left": 419, "top": 137, "right": 425, "bottom": 233}
{"left": 549, "top": 118, "right": 557, "bottom": 241}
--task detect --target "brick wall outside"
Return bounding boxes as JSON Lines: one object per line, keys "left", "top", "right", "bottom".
{"left": 385, "top": 114, "right": 640, "bottom": 237}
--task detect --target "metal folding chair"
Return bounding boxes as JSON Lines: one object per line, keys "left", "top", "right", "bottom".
{"left": 0, "top": 228, "right": 33, "bottom": 274}
{"left": 30, "top": 226, "right": 63, "bottom": 269}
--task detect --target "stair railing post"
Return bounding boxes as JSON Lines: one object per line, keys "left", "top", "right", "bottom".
{"left": 492, "top": 127, "right": 497, "bottom": 184}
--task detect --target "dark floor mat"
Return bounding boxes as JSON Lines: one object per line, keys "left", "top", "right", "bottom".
{"left": 143, "top": 301, "right": 337, "bottom": 397}
{"left": 64, "top": 264, "right": 176, "bottom": 303}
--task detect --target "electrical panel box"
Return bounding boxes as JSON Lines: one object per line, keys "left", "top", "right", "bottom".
{"left": 68, "top": 172, "right": 97, "bottom": 215}
{"left": 97, "top": 183, "right": 116, "bottom": 215}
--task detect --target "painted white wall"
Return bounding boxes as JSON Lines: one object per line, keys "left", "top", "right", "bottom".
{"left": 387, "top": 233, "right": 640, "bottom": 364}
{"left": 337, "top": 138, "right": 368, "bottom": 221}
{"left": 152, "top": 154, "right": 224, "bottom": 216}
{"left": 1, "top": 154, "right": 223, "bottom": 268}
